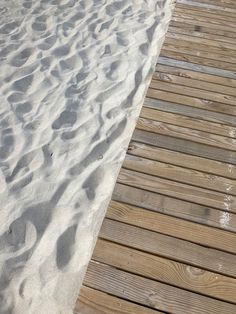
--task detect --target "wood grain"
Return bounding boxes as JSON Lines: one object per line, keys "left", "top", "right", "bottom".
{"left": 140, "top": 106, "right": 236, "bottom": 138}
{"left": 124, "top": 154, "right": 236, "bottom": 195}
{"left": 100, "top": 219, "right": 236, "bottom": 278}
{"left": 136, "top": 117, "right": 236, "bottom": 152}
{"left": 145, "top": 98, "right": 236, "bottom": 126}
{"left": 128, "top": 141, "right": 236, "bottom": 179}
{"left": 93, "top": 239, "right": 236, "bottom": 303}
{"left": 169, "top": 25, "right": 236, "bottom": 45}
{"left": 164, "top": 38, "right": 236, "bottom": 63}
{"left": 179, "top": 0, "right": 236, "bottom": 12}
{"left": 147, "top": 89, "right": 236, "bottom": 116}
{"left": 175, "top": 2, "right": 236, "bottom": 19}
{"left": 107, "top": 200, "right": 236, "bottom": 254}
{"left": 187, "top": 0, "right": 236, "bottom": 10}
{"left": 175, "top": 6, "right": 236, "bottom": 23}
{"left": 84, "top": 261, "right": 236, "bottom": 314}
{"left": 154, "top": 67, "right": 236, "bottom": 95}
{"left": 158, "top": 57, "right": 236, "bottom": 79}
{"left": 150, "top": 79, "right": 236, "bottom": 107}
{"left": 133, "top": 128, "right": 236, "bottom": 164}
{"left": 117, "top": 168, "right": 236, "bottom": 212}
{"left": 113, "top": 183, "right": 236, "bottom": 232}
{"left": 161, "top": 48, "right": 236, "bottom": 72}
{"left": 170, "top": 20, "right": 236, "bottom": 40}
{"left": 162, "top": 43, "right": 236, "bottom": 67}
{"left": 166, "top": 31, "right": 236, "bottom": 55}
{"left": 75, "top": 286, "right": 161, "bottom": 314}
{"left": 172, "top": 13, "right": 236, "bottom": 33}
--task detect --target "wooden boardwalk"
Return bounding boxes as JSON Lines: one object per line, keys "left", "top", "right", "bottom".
{"left": 75, "top": 0, "right": 236, "bottom": 313}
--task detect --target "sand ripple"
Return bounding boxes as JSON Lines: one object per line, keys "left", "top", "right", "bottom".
{"left": 0, "top": 0, "right": 173, "bottom": 312}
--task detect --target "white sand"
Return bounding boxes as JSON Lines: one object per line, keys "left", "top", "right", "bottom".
{"left": 0, "top": 0, "right": 174, "bottom": 313}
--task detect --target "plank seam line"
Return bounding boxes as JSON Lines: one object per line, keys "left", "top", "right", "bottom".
{"left": 91, "top": 252, "right": 236, "bottom": 305}
{"left": 81, "top": 283, "right": 170, "bottom": 314}
{"left": 107, "top": 201, "right": 236, "bottom": 253}
{"left": 97, "top": 230, "right": 236, "bottom": 279}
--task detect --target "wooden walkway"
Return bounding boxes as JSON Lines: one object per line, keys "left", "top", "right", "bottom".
{"left": 75, "top": 0, "right": 236, "bottom": 313}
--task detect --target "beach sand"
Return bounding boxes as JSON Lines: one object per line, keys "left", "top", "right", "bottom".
{"left": 0, "top": 0, "right": 173, "bottom": 313}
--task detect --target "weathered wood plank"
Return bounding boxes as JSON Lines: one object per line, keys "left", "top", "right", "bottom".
{"left": 84, "top": 262, "right": 236, "bottom": 314}
{"left": 175, "top": 5, "right": 236, "bottom": 23}
{"left": 93, "top": 239, "right": 236, "bottom": 303}
{"left": 128, "top": 141, "right": 236, "bottom": 179}
{"left": 100, "top": 219, "right": 236, "bottom": 278}
{"left": 113, "top": 183, "right": 236, "bottom": 232}
{"left": 170, "top": 20, "right": 236, "bottom": 40}
{"left": 141, "top": 106, "right": 236, "bottom": 137}
{"left": 169, "top": 25, "right": 236, "bottom": 45}
{"left": 107, "top": 200, "right": 236, "bottom": 254}
{"left": 163, "top": 41, "right": 236, "bottom": 66}
{"left": 144, "top": 98, "right": 236, "bottom": 126}
{"left": 133, "top": 129, "right": 236, "bottom": 164}
{"left": 117, "top": 168, "right": 236, "bottom": 212}
{"left": 189, "top": 0, "right": 236, "bottom": 10}
{"left": 177, "top": 0, "right": 236, "bottom": 14}
{"left": 167, "top": 30, "right": 236, "bottom": 53}
{"left": 173, "top": 12, "right": 236, "bottom": 32}
{"left": 147, "top": 89, "right": 236, "bottom": 116}
{"left": 136, "top": 117, "right": 236, "bottom": 151}
{"left": 124, "top": 154, "right": 236, "bottom": 196}
{"left": 150, "top": 79, "right": 236, "bottom": 106}
{"left": 161, "top": 49, "right": 236, "bottom": 72}
{"left": 155, "top": 64, "right": 236, "bottom": 93}
{"left": 158, "top": 57, "right": 236, "bottom": 79}
{"left": 75, "top": 286, "right": 161, "bottom": 314}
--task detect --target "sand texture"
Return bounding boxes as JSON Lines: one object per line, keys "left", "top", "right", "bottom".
{"left": 0, "top": 0, "right": 173, "bottom": 313}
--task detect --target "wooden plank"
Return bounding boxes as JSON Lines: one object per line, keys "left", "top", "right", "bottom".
{"left": 147, "top": 89, "right": 236, "bottom": 116}
{"left": 144, "top": 98, "right": 236, "bottom": 126}
{"left": 93, "top": 239, "right": 236, "bottom": 303}
{"left": 177, "top": 0, "right": 236, "bottom": 14}
{"left": 141, "top": 106, "right": 236, "bottom": 138}
{"left": 150, "top": 80, "right": 236, "bottom": 107}
{"left": 166, "top": 31, "right": 236, "bottom": 54}
{"left": 158, "top": 57, "right": 236, "bottom": 80}
{"left": 133, "top": 129, "right": 236, "bottom": 164}
{"left": 170, "top": 20, "right": 236, "bottom": 40}
{"left": 124, "top": 154, "right": 236, "bottom": 196}
{"left": 107, "top": 200, "right": 236, "bottom": 254}
{"left": 161, "top": 49, "right": 236, "bottom": 72}
{"left": 173, "top": 12, "right": 236, "bottom": 32}
{"left": 86, "top": 261, "right": 236, "bottom": 314}
{"left": 113, "top": 183, "right": 236, "bottom": 232}
{"left": 117, "top": 168, "right": 236, "bottom": 212}
{"left": 75, "top": 286, "right": 161, "bottom": 314}
{"left": 128, "top": 141, "right": 236, "bottom": 179}
{"left": 155, "top": 64, "right": 236, "bottom": 92}
{"left": 100, "top": 219, "right": 236, "bottom": 278}
{"left": 85, "top": 262, "right": 236, "bottom": 314}
{"left": 163, "top": 41, "right": 236, "bottom": 66}
{"left": 136, "top": 117, "right": 236, "bottom": 151}
{"left": 169, "top": 25, "right": 236, "bottom": 45}
{"left": 174, "top": 6, "right": 236, "bottom": 23}
{"left": 189, "top": 0, "right": 236, "bottom": 10}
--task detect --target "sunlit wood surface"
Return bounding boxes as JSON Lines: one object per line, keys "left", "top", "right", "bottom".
{"left": 75, "top": 0, "right": 236, "bottom": 312}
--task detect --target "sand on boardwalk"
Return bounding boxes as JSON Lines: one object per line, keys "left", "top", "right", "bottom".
{"left": 0, "top": 0, "right": 174, "bottom": 313}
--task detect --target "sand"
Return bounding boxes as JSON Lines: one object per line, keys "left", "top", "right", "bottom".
{"left": 0, "top": 0, "right": 174, "bottom": 313}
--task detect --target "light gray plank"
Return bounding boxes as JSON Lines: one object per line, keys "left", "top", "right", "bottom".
{"left": 158, "top": 57, "right": 236, "bottom": 79}
{"left": 144, "top": 98, "right": 236, "bottom": 126}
